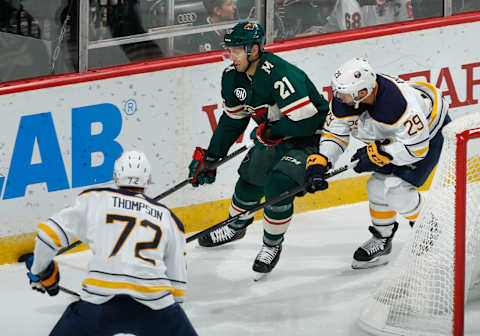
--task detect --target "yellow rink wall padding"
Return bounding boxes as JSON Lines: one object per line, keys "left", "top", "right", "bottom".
{"left": 0, "top": 172, "right": 434, "bottom": 266}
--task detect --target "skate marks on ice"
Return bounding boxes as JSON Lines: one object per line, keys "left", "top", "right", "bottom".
{"left": 185, "top": 205, "right": 408, "bottom": 335}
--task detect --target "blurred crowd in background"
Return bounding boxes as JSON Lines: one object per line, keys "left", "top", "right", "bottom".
{"left": 1, "top": 0, "right": 479, "bottom": 83}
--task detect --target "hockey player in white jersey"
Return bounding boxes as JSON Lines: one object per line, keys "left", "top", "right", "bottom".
{"left": 304, "top": 58, "right": 450, "bottom": 269}
{"left": 25, "top": 151, "right": 198, "bottom": 336}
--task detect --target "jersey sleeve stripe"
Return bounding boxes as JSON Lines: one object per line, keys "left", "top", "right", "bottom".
{"left": 224, "top": 105, "right": 244, "bottom": 113}
{"left": 36, "top": 234, "right": 58, "bottom": 251}
{"left": 405, "top": 145, "right": 425, "bottom": 159}
{"left": 320, "top": 139, "right": 345, "bottom": 153}
{"left": 281, "top": 98, "right": 311, "bottom": 114}
{"left": 412, "top": 146, "right": 429, "bottom": 157}
{"left": 37, "top": 223, "right": 63, "bottom": 248}
{"left": 411, "top": 81, "right": 439, "bottom": 128}
{"left": 48, "top": 218, "right": 70, "bottom": 246}
{"left": 321, "top": 132, "right": 349, "bottom": 147}
{"left": 324, "top": 129, "right": 350, "bottom": 138}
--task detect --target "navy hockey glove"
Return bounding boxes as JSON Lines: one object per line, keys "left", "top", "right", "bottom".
{"left": 188, "top": 147, "right": 219, "bottom": 187}
{"left": 351, "top": 140, "right": 393, "bottom": 174}
{"left": 251, "top": 122, "right": 283, "bottom": 146}
{"left": 26, "top": 255, "right": 60, "bottom": 296}
{"left": 304, "top": 153, "right": 331, "bottom": 193}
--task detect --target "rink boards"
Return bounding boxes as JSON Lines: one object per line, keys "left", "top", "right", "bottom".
{"left": 0, "top": 13, "right": 480, "bottom": 264}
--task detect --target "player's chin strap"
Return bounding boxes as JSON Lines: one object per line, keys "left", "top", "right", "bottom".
{"left": 245, "top": 44, "right": 262, "bottom": 74}
{"left": 353, "top": 94, "right": 369, "bottom": 109}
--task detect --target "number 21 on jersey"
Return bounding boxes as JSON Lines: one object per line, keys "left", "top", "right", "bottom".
{"left": 274, "top": 77, "right": 295, "bottom": 99}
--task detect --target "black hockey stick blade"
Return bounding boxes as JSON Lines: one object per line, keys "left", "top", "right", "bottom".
{"left": 186, "top": 162, "right": 354, "bottom": 243}
{"left": 153, "top": 141, "right": 254, "bottom": 202}
{"left": 60, "top": 286, "right": 80, "bottom": 297}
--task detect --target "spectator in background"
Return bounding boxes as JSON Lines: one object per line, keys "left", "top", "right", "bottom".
{"left": 175, "top": 0, "right": 238, "bottom": 54}
{"left": 306, "top": 0, "right": 412, "bottom": 34}
{"left": 243, "top": 0, "right": 335, "bottom": 41}
{"left": 88, "top": 0, "right": 165, "bottom": 68}
{"left": 0, "top": 0, "right": 51, "bottom": 82}
{"left": 273, "top": 0, "right": 332, "bottom": 40}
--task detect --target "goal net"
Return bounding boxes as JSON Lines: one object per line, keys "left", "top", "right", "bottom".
{"left": 358, "top": 111, "right": 480, "bottom": 336}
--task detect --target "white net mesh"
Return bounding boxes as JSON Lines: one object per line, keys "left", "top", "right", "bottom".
{"left": 358, "top": 112, "right": 480, "bottom": 336}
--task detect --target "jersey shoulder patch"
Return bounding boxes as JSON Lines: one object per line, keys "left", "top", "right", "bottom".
{"left": 330, "top": 98, "right": 362, "bottom": 118}
{"left": 369, "top": 75, "right": 408, "bottom": 125}
{"left": 258, "top": 52, "right": 294, "bottom": 78}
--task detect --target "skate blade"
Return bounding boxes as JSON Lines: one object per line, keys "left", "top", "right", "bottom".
{"left": 253, "top": 271, "right": 269, "bottom": 282}
{"left": 351, "top": 254, "right": 391, "bottom": 270}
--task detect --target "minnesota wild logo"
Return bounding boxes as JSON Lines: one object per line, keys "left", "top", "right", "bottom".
{"left": 244, "top": 22, "right": 257, "bottom": 30}
{"left": 246, "top": 106, "right": 256, "bottom": 114}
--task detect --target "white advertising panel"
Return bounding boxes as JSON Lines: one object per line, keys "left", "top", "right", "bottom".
{"left": 1, "top": 21, "right": 480, "bottom": 236}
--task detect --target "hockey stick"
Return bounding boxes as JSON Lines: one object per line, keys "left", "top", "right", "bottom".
{"left": 153, "top": 141, "right": 255, "bottom": 201}
{"left": 18, "top": 240, "right": 84, "bottom": 263}
{"left": 18, "top": 142, "right": 255, "bottom": 262}
{"left": 60, "top": 285, "right": 80, "bottom": 297}
{"left": 186, "top": 162, "right": 356, "bottom": 243}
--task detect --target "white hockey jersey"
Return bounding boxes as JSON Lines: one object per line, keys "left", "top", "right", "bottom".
{"left": 320, "top": 74, "right": 449, "bottom": 166}
{"left": 324, "top": 0, "right": 365, "bottom": 31}
{"left": 31, "top": 187, "right": 187, "bottom": 310}
{"left": 324, "top": 0, "right": 413, "bottom": 32}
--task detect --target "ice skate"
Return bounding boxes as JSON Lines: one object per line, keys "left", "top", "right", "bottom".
{"left": 352, "top": 222, "right": 398, "bottom": 269}
{"left": 198, "top": 224, "right": 246, "bottom": 247}
{"left": 252, "top": 241, "right": 283, "bottom": 281}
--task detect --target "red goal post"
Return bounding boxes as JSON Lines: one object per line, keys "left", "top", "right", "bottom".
{"left": 358, "top": 112, "right": 480, "bottom": 336}
{"left": 454, "top": 125, "right": 480, "bottom": 336}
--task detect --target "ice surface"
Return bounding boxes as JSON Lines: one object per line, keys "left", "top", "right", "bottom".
{"left": 2, "top": 201, "right": 479, "bottom": 335}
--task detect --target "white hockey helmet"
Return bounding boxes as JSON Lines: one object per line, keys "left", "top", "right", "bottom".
{"left": 113, "top": 150, "right": 151, "bottom": 188}
{"left": 331, "top": 58, "right": 377, "bottom": 108}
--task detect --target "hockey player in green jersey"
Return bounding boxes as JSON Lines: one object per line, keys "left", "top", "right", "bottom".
{"left": 188, "top": 21, "right": 329, "bottom": 277}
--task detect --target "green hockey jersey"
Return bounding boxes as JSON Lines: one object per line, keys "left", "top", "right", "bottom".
{"left": 208, "top": 51, "right": 329, "bottom": 157}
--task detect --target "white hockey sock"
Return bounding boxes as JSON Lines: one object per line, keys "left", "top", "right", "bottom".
{"left": 373, "top": 223, "right": 395, "bottom": 238}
